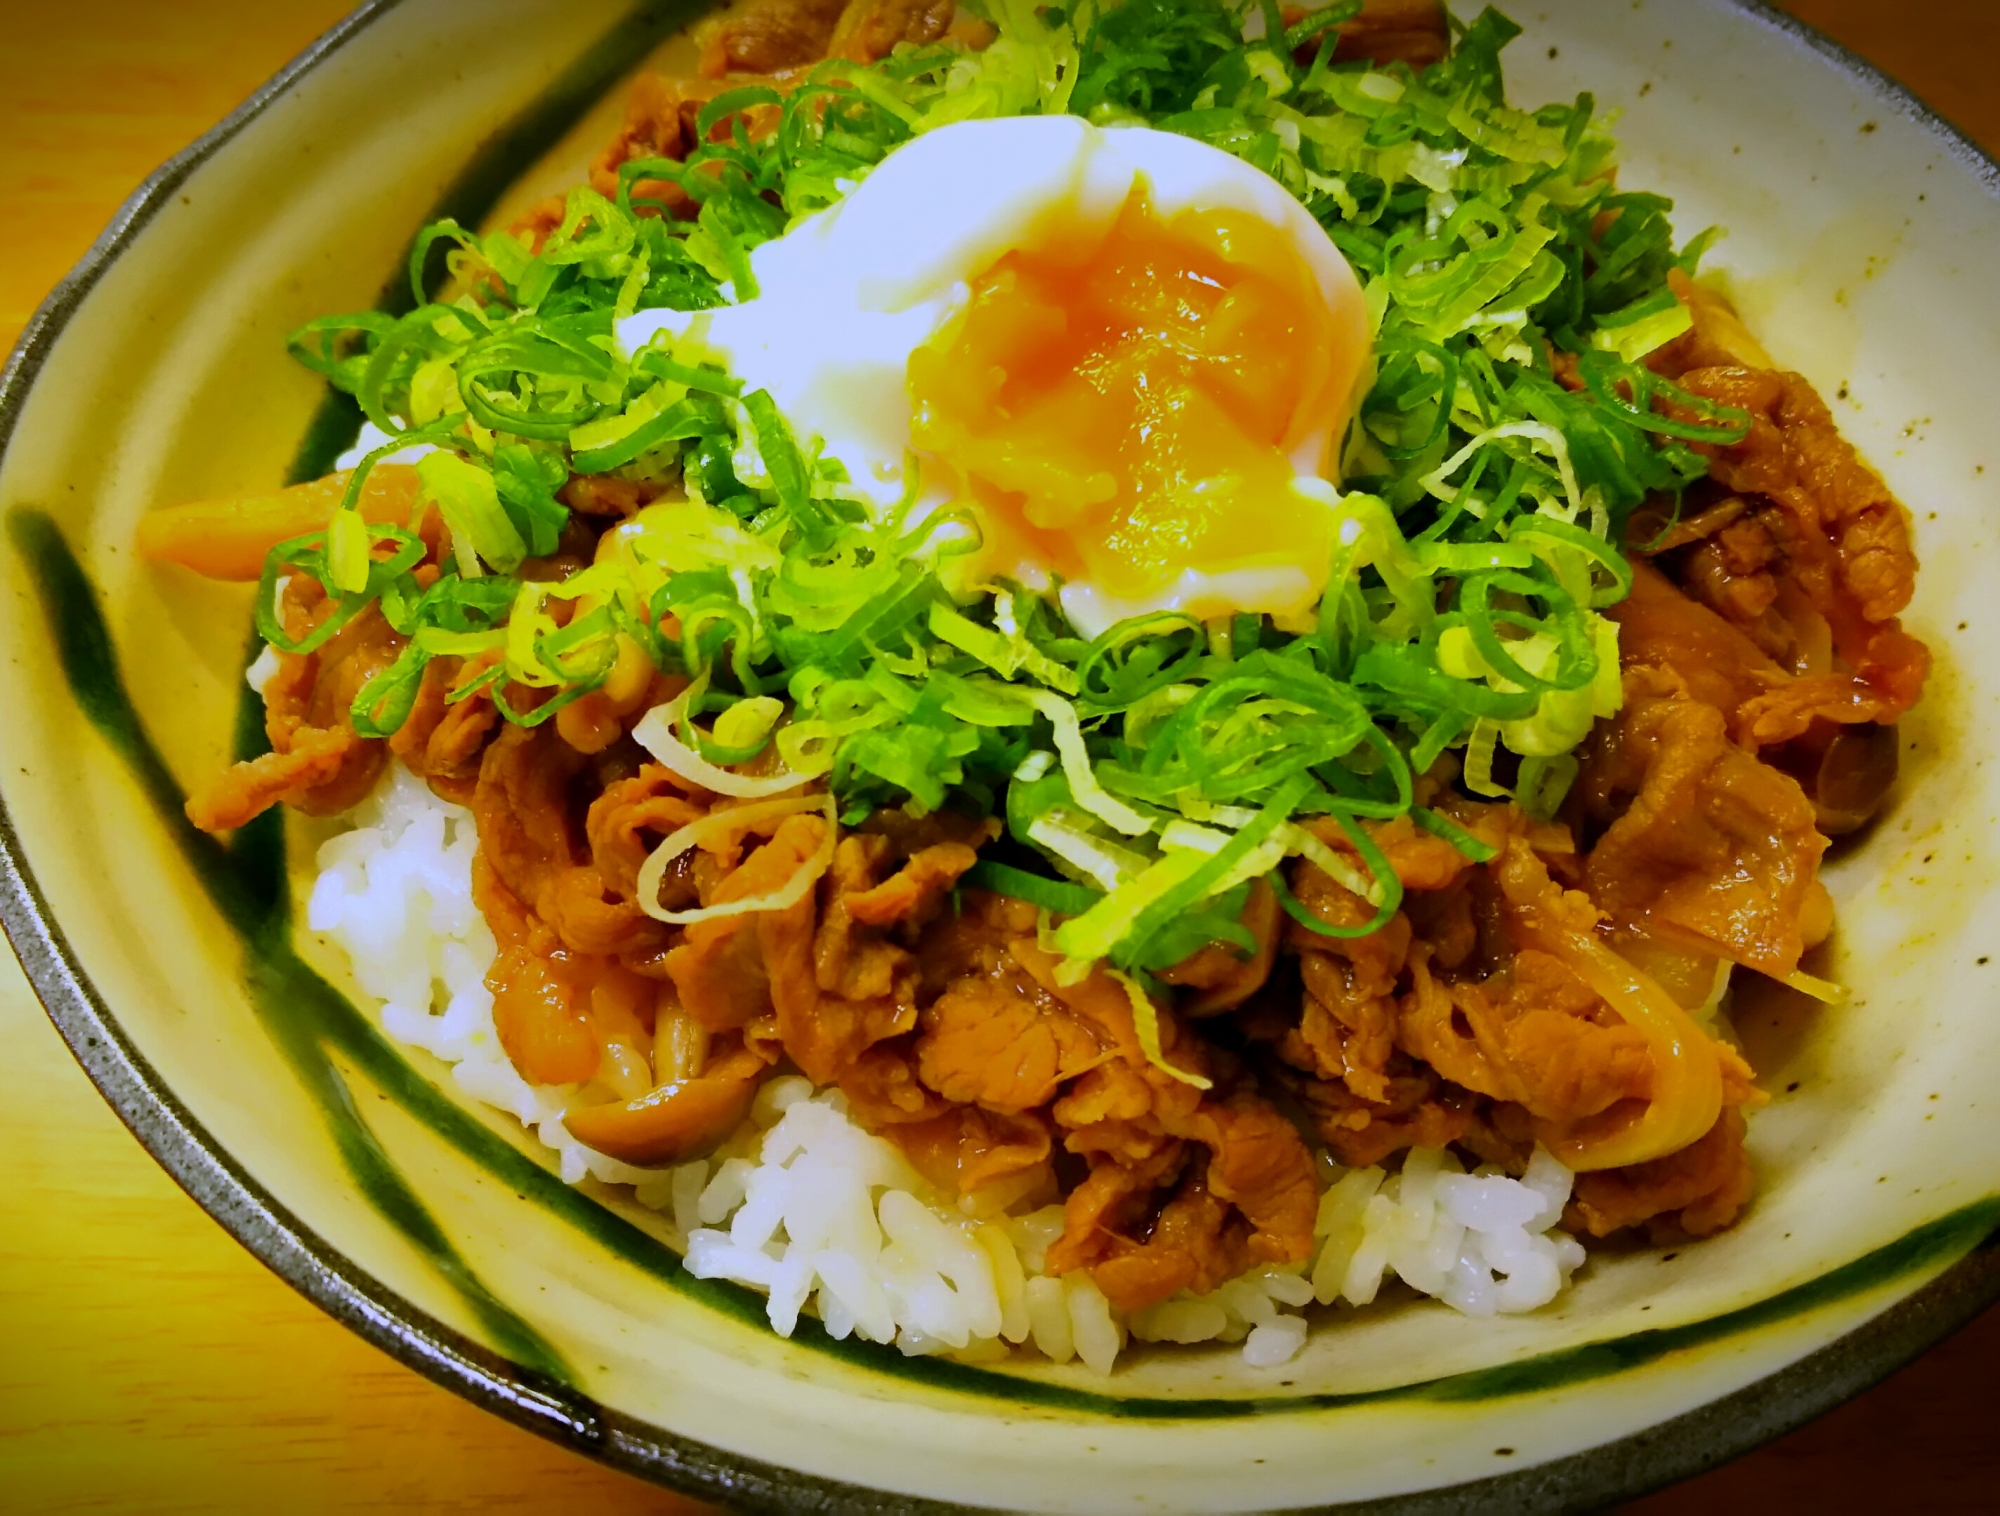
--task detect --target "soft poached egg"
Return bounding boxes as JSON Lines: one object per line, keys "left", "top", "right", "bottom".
{"left": 619, "top": 115, "right": 1372, "bottom": 639}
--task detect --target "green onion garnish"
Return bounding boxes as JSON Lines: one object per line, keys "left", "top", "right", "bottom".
{"left": 258, "top": 0, "right": 1733, "bottom": 975}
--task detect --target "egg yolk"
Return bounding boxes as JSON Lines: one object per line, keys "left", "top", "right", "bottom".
{"left": 907, "top": 186, "right": 1349, "bottom": 607}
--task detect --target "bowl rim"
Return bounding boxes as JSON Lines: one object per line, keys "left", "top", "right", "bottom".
{"left": 1, "top": 1, "right": 1996, "bottom": 1510}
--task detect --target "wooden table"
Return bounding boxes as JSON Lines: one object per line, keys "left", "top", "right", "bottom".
{"left": 2, "top": 4, "right": 1995, "bottom": 1511}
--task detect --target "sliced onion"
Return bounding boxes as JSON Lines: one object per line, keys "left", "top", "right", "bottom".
{"left": 1700, "top": 962, "right": 1735, "bottom": 1019}
{"left": 1781, "top": 969, "right": 1848, "bottom": 1005}
{"left": 1526, "top": 917, "right": 1725, "bottom": 1172}
{"left": 632, "top": 683, "right": 809, "bottom": 799}
{"left": 1501, "top": 843, "right": 1723, "bottom": 1173}
{"left": 635, "top": 794, "right": 836, "bottom": 926}
{"left": 1520, "top": 916, "right": 1728, "bottom": 1176}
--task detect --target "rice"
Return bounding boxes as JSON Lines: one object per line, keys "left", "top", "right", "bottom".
{"left": 664, "top": 1087, "right": 1582, "bottom": 1369}
{"left": 656, "top": 1078, "right": 1126, "bottom": 1369}
{"left": 311, "top": 766, "right": 1590, "bottom": 1372}
{"left": 1305, "top": 1145, "right": 1587, "bottom": 1318}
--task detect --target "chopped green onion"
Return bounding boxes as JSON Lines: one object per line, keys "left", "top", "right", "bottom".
{"left": 1411, "top": 806, "right": 1499, "bottom": 864}
{"left": 962, "top": 860, "right": 1103, "bottom": 917}
{"left": 1269, "top": 809, "right": 1403, "bottom": 941}
{"left": 417, "top": 452, "right": 526, "bottom": 576}
{"left": 260, "top": 0, "right": 1726, "bottom": 961}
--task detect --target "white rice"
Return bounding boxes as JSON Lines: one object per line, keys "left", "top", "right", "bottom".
{"left": 1304, "top": 1145, "right": 1587, "bottom": 1318}
{"left": 648, "top": 1077, "right": 1130, "bottom": 1367}
{"left": 311, "top": 766, "right": 1589, "bottom": 1372}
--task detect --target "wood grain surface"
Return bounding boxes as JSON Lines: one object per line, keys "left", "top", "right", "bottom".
{"left": 1, "top": 3, "right": 1995, "bottom": 1512}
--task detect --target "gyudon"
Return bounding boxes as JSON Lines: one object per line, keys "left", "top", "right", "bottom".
{"left": 135, "top": 0, "right": 1927, "bottom": 1371}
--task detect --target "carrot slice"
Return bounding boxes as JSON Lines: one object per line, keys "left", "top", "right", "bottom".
{"left": 135, "top": 464, "right": 422, "bottom": 581}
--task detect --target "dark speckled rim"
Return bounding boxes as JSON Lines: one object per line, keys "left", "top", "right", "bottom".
{"left": 0, "top": 3, "right": 1996, "bottom": 1511}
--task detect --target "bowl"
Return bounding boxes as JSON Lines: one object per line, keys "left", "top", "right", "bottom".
{"left": 2, "top": 1, "right": 1997, "bottom": 1509}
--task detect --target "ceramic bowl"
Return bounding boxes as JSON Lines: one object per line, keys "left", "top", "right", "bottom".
{"left": 3, "top": 1, "right": 1997, "bottom": 1509}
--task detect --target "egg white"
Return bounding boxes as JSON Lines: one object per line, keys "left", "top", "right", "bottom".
{"left": 617, "top": 116, "right": 1371, "bottom": 639}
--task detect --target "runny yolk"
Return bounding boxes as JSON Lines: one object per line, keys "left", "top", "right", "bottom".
{"left": 907, "top": 186, "right": 1349, "bottom": 607}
